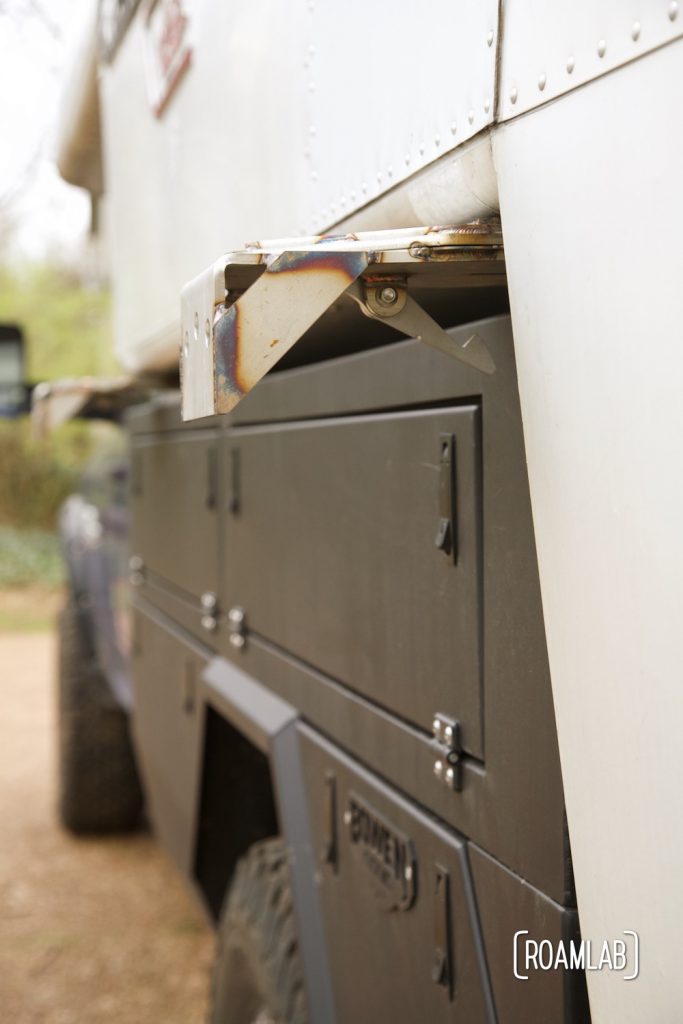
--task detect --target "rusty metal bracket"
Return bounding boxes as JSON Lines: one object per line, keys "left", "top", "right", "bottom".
{"left": 180, "top": 221, "right": 502, "bottom": 421}
{"left": 181, "top": 248, "right": 369, "bottom": 419}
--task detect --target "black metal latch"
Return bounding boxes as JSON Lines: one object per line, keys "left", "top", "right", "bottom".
{"left": 432, "top": 712, "right": 463, "bottom": 791}
{"left": 432, "top": 864, "right": 454, "bottom": 998}
{"left": 321, "top": 771, "right": 338, "bottom": 872}
{"left": 435, "top": 433, "right": 457, "bottom": 562}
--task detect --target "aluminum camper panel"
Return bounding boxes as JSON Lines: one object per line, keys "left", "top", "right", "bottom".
{"left": 494, "top": 39, "right": 683, "bottom": 1019}
{"left": 98, "top": 0, "right": 499, "bottom": 373}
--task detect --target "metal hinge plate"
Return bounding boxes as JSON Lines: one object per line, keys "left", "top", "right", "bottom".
{"left": 431, "top": 712, "right": 463, "bottom": 791}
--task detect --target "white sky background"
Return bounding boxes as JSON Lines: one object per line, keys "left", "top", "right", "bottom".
{"left": 0, "top": 0, "right": 93, "bottom": 263}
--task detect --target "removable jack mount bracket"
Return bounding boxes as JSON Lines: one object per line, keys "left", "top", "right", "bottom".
{"left": 432, "top": 713, "right": 463, "bottom": 791}
{"left": 179, "top": 221, "right": 502, "bottom": 421}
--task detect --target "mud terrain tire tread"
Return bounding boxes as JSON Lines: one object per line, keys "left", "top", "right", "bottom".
{"left": 57, "top": 596, "right": 142, "bottom": 833}
{"left": 210, "top": 838, "right": 308, "bottom": 1024}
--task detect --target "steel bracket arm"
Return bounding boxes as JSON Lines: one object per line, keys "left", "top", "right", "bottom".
{"left": 347, "top": 280, "right": 495, "bottom": 375}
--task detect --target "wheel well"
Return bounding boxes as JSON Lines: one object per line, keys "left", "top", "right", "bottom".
{"left": 193, "top": 706, "right": 279, "bottom": 920}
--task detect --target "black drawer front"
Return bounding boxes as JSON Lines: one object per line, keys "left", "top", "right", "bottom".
{"left": 300, "top": 725, "right": 492, "bottom": 1023}
{"left": 300, "top": 726, "right": 588, "bottom": 1024}
{"left": 224, "top": 405, "right": 483, "bottom": 757}
{"left": 131, "top": 611, "right": 204, "bottom": 874}
{"left": 131, "top": 432, "right": 219, "bottom": 600}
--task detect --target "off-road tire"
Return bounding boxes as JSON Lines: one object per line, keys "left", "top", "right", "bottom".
{"left": 210, "top": 838, "right": 308, "bottom": 1024}
{"left": 57, "top": 596, "right": 142, "bottom": 833}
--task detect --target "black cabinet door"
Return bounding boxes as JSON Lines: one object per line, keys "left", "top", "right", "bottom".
{"left": 131, "top": 432, "right": 218, "bottom": 599}
{"left": 224, "top": 405, "right": 483, "bottom": 757}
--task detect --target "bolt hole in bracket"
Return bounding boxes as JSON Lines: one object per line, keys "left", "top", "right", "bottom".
{"left": 179, "top": 221, "right": 502, "bottom": 421}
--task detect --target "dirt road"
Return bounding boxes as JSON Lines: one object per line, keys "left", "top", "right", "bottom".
{"left": 0, "top": 630, "right": 214, "bottom": 1023}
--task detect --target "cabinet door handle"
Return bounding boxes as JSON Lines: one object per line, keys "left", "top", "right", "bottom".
{"left": 434, "top": 433, "right": 457, "bottom": 563}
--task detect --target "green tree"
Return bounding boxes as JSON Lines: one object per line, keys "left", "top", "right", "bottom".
{"left": 0, "top": 262, "right": 117, "bottom": 380}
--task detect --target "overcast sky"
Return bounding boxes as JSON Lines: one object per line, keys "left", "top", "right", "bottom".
{"left": 0, "top": 0, "right": 92, "bottom": 263}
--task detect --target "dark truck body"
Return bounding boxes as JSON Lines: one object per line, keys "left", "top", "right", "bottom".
{"left": 124, "top": 313, "right": 589, "bottom": 1022}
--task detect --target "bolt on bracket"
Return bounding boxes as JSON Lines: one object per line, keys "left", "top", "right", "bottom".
{"left": 347, "top": 279, "right": 495, "bottom": 375}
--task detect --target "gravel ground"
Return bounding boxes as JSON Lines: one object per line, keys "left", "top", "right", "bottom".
{"left": 0, "top": 630, "right": 214, "bottom": 1024}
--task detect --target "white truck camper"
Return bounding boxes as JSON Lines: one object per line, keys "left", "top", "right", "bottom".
{"left": 50, "top": 2, "right": 683, "bottom": 1022}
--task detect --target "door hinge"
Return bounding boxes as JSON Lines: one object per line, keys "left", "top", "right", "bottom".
{"left": 228, "top": 605, "right": 246, "bottom": 649}
{"left": 201, "top": 591, "right": 218, "bottom": 632}
{"left": 432, "top": 713, "right": 463, "bottom": 791}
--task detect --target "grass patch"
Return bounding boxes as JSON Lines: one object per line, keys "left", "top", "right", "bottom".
{"left": 0, "top": 262, "right": 115, "bottom": 380}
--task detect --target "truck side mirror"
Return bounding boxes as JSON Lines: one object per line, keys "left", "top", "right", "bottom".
{"left": 0, "top": 324, "right": 30, "bottom": 417}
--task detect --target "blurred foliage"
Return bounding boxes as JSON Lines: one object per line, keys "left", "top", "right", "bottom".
{"left": 0, "top": 417, "right": 93, "bottom": 530}
{"left": 0, "top": 526, "right": 64, "bottom": 588}
{"left": 0, "top": 262, "right": 116, "bottom": 583}
{"left": 0, "top": 261, "right": 117, "bottom": 379}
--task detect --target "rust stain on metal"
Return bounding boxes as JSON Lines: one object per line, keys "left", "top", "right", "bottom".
{"left": 214, "top": 304, "right": 246, "bottom": 410}
{"left": 267, "top": 248, "right": 367, "bottom": 278}
{"left": 213, "top": 248, "right": 368, "bottom": 411}
{"left": 185, "top": 220, "right": 514, "bottom": 419}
